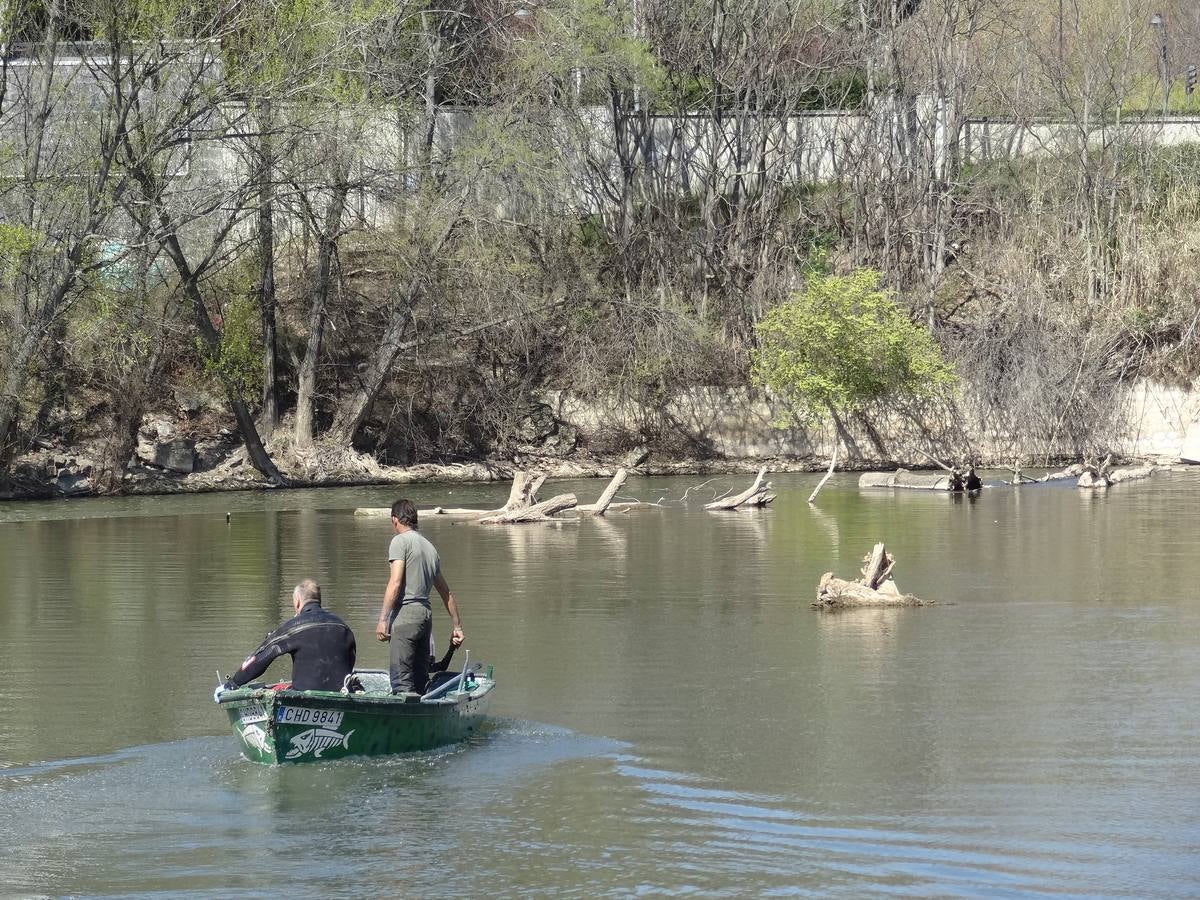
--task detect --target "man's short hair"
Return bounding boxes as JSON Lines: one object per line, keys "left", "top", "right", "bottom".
{"left": 294, "top": 579, "right": 322, "bottom": 605}
{"left": 391, "top": 498, "right": 418, "bottom": 529}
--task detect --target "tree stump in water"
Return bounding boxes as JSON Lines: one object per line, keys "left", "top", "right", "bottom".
{"left": 813, "top": 543, "right": 927, "bottom": 610}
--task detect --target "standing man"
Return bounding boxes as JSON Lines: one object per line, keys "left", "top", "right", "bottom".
{"left": 376, "top": 498, "right": 464, "bottom": 695}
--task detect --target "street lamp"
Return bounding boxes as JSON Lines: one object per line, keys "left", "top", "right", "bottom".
{"left": 1151, "top": 13, "right": 1169, "bottom": 118}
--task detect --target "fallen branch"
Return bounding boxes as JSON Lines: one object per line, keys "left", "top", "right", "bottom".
{"left": 680, "top": 478, "right": 720, "bottom": 503}
{"left": 1006, "top": 463, "right": 1038, "bottom": 485}
{"left": 576, "top": 468, "right": 628, "bottom": 515}
{"left": 704, "top": 467, "right": 773, "bottom": 510}
{"left": 1039, "top": 463, "right": 1084, "bottom": 483}
{"left": 353, "top": 468, "right": 542, "bottom": 519}
{"left": 1077, "top": 454, "right": 1115, "bottom": 489}
{"left": 1080, "top": 463, "right": 1156, "bottom": 489}
{"left": 808, "top": 444, "right": 839, "bottom": 503}
{"left": 478, "top": 493, "right": 578, "bottom": 524}
{"left": 915, "top": 448, "right": 956, "bottom": 474}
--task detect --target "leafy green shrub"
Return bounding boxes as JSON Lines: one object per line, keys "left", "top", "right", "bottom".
{"left": 752, "top": 269, "right": 957, "bottom": 424}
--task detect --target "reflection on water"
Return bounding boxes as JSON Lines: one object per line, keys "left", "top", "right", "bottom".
{"left": 3, "top": 472, "right": 1200, "bottom": 895}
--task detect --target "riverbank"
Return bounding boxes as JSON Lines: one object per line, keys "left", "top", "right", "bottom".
{"left": 0, "top": 438, "right": 837, "bottom": 501}
{"left": 2, "top": 437, "right": 1158, "bottom": 502}
{"left": 6, "top": 376, "right": 1196, "bottom": 501}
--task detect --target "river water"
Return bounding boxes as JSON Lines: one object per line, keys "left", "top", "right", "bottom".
{"left": 1, "top": 471, "right": 1198, "bottom": 897}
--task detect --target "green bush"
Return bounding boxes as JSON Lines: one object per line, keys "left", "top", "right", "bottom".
{"left": 752, "top": 269, "right": 957, "bottom": 424}
{"left": 200, "top": 293, "right": 262, "bottom": 398}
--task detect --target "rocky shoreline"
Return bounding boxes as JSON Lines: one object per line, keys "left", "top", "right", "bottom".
{"left": 0, "top": 411, "right": 843, "bottom": 501}
{"left": 2, "top": 407, "right": 1166, "bottom": 502}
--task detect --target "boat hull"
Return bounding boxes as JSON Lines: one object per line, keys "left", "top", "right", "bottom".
{"left": 219, "top": 672, "right": 494, "bottom": 764}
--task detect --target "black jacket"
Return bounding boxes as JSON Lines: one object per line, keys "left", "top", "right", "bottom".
{"left": 227, "top": 602, "right": 356, "bottom": 692}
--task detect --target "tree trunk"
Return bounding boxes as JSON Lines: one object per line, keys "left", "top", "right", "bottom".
{"left": 503, "top": 471, "right": 533, "bottom": 510}
{"left": 93, "top": 405, "right": 143, "bottom": 495}
{"left": 158, "top": 228, "right": 285, "bottom": 484}
{"left": 328, "top": 189, "right": 466, "bottom": 446}
{"left": 257, "top": 99, "right": 279, "bottom": 434}
{"left": 0, "top": 333, "right": 38, "bottom": 472}
{"left": 295, "top": 182, "right": 348, "bottom": 448}
{"left": 860, "top": 542, "right": 893, "bottom": 590}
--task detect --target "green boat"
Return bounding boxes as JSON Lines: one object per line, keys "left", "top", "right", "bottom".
{"left": 216, "top": 667, "right": 495, "bottom": 764}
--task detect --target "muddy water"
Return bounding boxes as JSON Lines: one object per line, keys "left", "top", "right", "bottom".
{"left": 1, "top": 472, "right": 1198, "bottom": 896}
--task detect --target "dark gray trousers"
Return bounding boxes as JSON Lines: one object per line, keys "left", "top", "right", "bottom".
{"left": 389, "top": 601, "right": 432, "bottom": 694}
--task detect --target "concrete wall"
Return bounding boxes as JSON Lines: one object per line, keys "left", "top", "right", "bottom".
{"left": 548, "top": 378, "right": 1200, "bottom": 465}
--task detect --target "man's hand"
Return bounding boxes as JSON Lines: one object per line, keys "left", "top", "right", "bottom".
{"left": 376, "top": 619, "right": 390, "bottom": 642}
{"left": 451, "top": 626, "right": 464, "bottom": 646}
{"left": 213, "top": 684, "right": 227, "bottom": 703}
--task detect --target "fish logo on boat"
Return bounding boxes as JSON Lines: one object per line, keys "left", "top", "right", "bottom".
{"left": 240, "top": 724, "right": 271, "bottom": 755}
{"left": 285, "top": 727, "right": 355, "bottom": 759}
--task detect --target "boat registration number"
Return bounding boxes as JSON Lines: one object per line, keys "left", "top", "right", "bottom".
{"left": 276, "top": 707, "right": 344, "bottom": 728}
{"left": 238, "top": 702, "right": 268, "bottom": 724}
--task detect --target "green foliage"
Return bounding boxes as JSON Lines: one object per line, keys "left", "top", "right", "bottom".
{"left": 220, "top": 0, "right": 394, "bottom": 102}
{"left": 71, "top": 281, "right": 156, "bottom": 374}
{"left": 201, "top": 294, "right": 262, "bottom": 397}
{"left": 1121, "top": 74, "right": 1200, "bottom": 117}
{"left": 511, "top": 0, "right": 662, "bottom": 102}
{"left": 0, "top": 223, "right": 39, "bottom": 280}
{"left": 752, "top": 269, "right": 957, "bottom": 424}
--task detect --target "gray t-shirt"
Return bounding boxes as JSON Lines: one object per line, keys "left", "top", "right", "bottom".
{"left": 388, "top": 529, "right": 441, "bottom": 602}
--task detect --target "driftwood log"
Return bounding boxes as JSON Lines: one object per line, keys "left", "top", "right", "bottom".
{"left": 1076, "top": 454, "right": 1114, "bottom": 489}
{"left": 576, "top": 469, "right": 628, "bottom": 515}
{"left": 859, "top": 469, "right": 957, "bottom": 491}
{"left": 807, "top": 445, "right": 839, "bottom": 503}
{"left": 1079, "top": 463, "right": 1156, "bottom": 489}
{"left": 813, "top": 543, "right": 926, "bottom": 610}
{"left": 352, "top": 469, "right": 552, "bottom": 519}
{"left": 352, "top": 469, "right": 655, "bottom": 523}
{"left": 704, "top": 467, "right": 775, "bottom": 510}
{"left": 477, "top": 493, "right": 579, "bottom": 524}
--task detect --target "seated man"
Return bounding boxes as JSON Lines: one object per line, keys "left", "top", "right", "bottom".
{"left": 215, "top": 579, "right": 356, "bottom": 698}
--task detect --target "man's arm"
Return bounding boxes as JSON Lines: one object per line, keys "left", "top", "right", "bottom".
{"left": 226, "top": 626, "right": 296, "bottom": 688}
{"left": 433, "top": 571, "right": 464, "bottom": 643}
{"left": 376, "top": 558, "right": 405, "bottom": 641}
